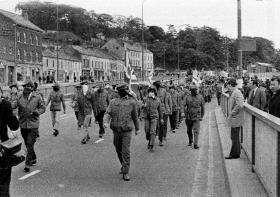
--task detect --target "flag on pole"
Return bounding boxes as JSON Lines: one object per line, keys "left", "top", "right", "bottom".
{"left": 148, "top": 67, "right": 154, "bottom": 85}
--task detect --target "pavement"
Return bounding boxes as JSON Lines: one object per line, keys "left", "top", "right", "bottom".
{"left": 215, "top": 108, "right": 268, "bottom": 197}
{"left": 10, "top": 99, "right": 231, "bottom": 197}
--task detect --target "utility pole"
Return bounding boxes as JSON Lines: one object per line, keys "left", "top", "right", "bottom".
{"left": 177, "top": 39, "right": 180, "bottom": 76}
{"left": 56, "top": 4, "right": 59, "bottom": 82}
{"left": 141, "top": 0, "right": 147, "bottom": 81}
{"left": 237, "top": 0, "right": 243, "bottom": 81}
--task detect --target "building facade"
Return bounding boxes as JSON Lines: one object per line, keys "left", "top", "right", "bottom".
{"left": 0, "top": 9, "right": 43, "bottom": 86}
{"left": 102, "top": 38, "right": 154, "bottom": 80}
{"left": 42, "top": 48, "right": 82, "bottom": 83}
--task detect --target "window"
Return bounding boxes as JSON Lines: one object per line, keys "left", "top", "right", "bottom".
{"left": 23, "top": 33, "right": 26, "bottom": 43}
{"left": 35, "top": 35, "right": 38, "bottom": 46}
{"left": 17, "top": 49, "right": 20, "bottom": 60}
{"left": 17, "top": 31, "right": 20, "bottom": 42}
{"left": 23, "top": 50, "right": 27, "bottom": 61}
{"left": 3, "top": 46, "right": 6, "bottom": 54}
{"left": 29, "top": 52, "right": 33, "bottom": 62}
{"left": 36, "top": 52, "right": 39, "bottom": 62}
{"left": 53, "top": 60, "right": 55, "bottom": 67}
{"left": 9, "top": 47, "right": 13, "bottom": 55}
{"left": 47, "top": 59, "right": 49, "bottom": 67}
{"left": 30, "top": 34, "right": 33, "bottom": 45}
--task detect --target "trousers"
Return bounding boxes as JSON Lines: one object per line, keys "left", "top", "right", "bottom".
{"left": 144, "top": 118, "right": 158, "bottom": 146}
{"left": 95, "top": 111, "right": 106, "bottom": 135}
{"left": 50, "top": 111, "right": 60, "bottom": 131}
{"left": 83, "top": 115, "right": 92, "bottom": 135}
{"left": 113, "top": 131, "right": 132, "bottom": 174}
{"left": 169, "top": 111, "right": 177, "bottom": 130}
{"left": 0, "top": 168, "right": 11, "bottom": 197}
{"left": 21, "top": 128, "right": 38, "bottom": 166}
{"left": 230, "top": 127, "right": 241, "bottom": 157}
{"left": 162, "top": 114, "right": 169, "bottom": 138}
{"left": 185, "top": 120, "right": 201, "bottom": 145}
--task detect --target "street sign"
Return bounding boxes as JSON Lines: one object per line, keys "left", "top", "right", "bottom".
{"left": 239, "top": 39, "right": 257, "bottom": 51}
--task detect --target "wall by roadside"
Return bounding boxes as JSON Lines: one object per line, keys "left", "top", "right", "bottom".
{"left": 221, "top": 93, "right": 280, "bottom": 197}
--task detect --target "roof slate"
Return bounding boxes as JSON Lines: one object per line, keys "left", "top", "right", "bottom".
{"left": 0, "top": 9, "right": 43, "bottom": 32}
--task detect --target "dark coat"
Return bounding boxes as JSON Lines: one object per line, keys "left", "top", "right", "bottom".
{"left": 93, "top": 89, "right": 110, "bottom": 116}
{"left": 142, "top": 97, "right": 162, "bottom": 120}
{"left": 182, "top": 94, "right": 205, "bottom": 121}
{"left": 247, "top": 87, "right": 267, "bottom": 111}
{"left": 104, "top": 96, "right": 139, "bottom": 132}
{"left": 0, "top": 98, "right": 19, "bottom": 197}
{"left": 269, "top": 90, "right": 280, "bottom": 118}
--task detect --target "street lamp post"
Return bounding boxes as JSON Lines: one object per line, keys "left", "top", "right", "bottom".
{"left": 176, "top": 24, "right": 188, "bottom": 76}
{"left": 56, "top": 4, "right": 59, "bottom": 82}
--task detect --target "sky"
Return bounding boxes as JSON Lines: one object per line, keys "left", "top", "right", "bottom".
{"left": 1, "top": 0, "right": 280, "bottom": 48}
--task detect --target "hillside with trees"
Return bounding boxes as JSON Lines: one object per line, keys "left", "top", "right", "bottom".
{"left": 16, "top": 1, "right": 278, "bottom": 71}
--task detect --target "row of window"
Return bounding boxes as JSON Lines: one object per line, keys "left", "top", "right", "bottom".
{"left": 17, "top": 49, "right": 41, "bottom": 63}
{"left": 0, "top": 46, "right": 13, "bottom": 55}
{"left": 130, "top": 51, "right": 153, "bottom": 61}
{"left": 46, "top": 58, "right": 81, "bottom": 70}
{"left": 17, "top": 31, "right": 39, "bottom": 46}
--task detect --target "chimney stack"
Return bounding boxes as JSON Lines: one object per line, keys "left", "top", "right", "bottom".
{"left": 22, "top": 10, "right": 29, "bottom": 20}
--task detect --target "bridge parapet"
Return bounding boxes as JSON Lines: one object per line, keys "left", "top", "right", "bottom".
{"left": 221, "top": 93, "right": 280, "bottom": 197}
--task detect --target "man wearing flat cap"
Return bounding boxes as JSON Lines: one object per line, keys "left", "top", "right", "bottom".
{"left": 15, "top": 80, "right": 46, "bottom": 172}
{"left": 104, "top": 83, "right": 140, "bottom": 181}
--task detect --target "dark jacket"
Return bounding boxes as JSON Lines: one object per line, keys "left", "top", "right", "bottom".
{"left": 269, "top": 90, "right": 280, "bottom": 118}
{"left": 247, "top": 87, "right": 267, "bottom": 111}
{"left": 142, "top": 97, "right": 162, "bottom": 120}
{"left": 46, "top": 91, "right": 66, "bottom": 112}
{"left": 0, "top": 98, "right": 19, "bottom": 197}
{"left": 17, "top": 92, "right": 46, "bottom": 129}
{"left": 182, "top": 94, "right": 205, "bottom": 121}
{"left": 77, "top": 90, "right": 94, "bottom": 116}
{"left": 93, "top": 89, "right": 110, "bottom": 116}
{"left": 104, "top": 96, "right": 139, "bottom": 132}
{"left": 0, "top": 99, "right": 19, "bottom": 142}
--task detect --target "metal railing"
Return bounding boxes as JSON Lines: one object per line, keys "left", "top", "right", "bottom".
{"left": 221, "top": 93, "right": 280, "bottom": 197}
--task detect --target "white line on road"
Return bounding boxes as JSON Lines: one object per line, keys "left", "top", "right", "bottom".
{"left": 207, "top": 112, "right": 214, "bottom": 197}
{"left": 94, "top": 139, "right": 104, "bottom": 144}
{"left": 18, "top": 170, "right": 41, "bottom": 180}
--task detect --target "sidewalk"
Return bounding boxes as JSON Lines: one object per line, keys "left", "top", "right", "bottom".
{"left": 215, "top": 108, "right": 268, "bottom": 197}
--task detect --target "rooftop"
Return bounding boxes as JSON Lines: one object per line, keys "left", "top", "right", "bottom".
{"left": 0, "top": 9, "right": 43, "bottom": 32}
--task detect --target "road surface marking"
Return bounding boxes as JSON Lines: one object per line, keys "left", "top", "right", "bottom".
{"left": 207, "top": 112, "right": 214, "bottom": 197}
{"left": 18, "top": 170, "right": 41, "bottom": 180}
{"left": 95, "top": 139, "right": 104, "bottom": 143}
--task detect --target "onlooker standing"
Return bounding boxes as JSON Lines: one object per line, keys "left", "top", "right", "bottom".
{"left": 104, "top": 84, "right": 140, "bottom": 181}
{"left": 38, "top": 76, "right": 42, "bottom": 85}
{"left": 225, "top": 78, "right": 244, "bottom": 159}
{"left": 0, "top": 86, "right": 20, "bottom": 197}
{"left": 46, "top": 83, "right": 66, "bottom": 136}
{"left": 16, "top": 80, "right": 46, "bottom": 172}
{"left": 8, "top": 84, "right": 19, "bottom": 117}
{"left": 269, "top": 77, "right": 280, "bottom": 118}
{"left": 216, "top": 79, "right": 223, "bottom": 106}
{"left": 247, "top": 80, "right": 266, "bottom": 111}
{"left": 93, "top": 85, "right": 110, "bottom": 138}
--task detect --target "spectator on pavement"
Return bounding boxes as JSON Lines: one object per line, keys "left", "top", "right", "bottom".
{"left": 8, "top": 84, "right": 19, "bottom": 117}
{"left": 225, "top": 78, "right": 244, "bottom": 160}
{"left": 247, "top": 80, "right": 267, "bottom": 111}
{"left": 16, "top": 80, "right": 46, "bottom": 172}
{"left": 0, "top": 86, "right": 20, "bottom": 197}
{"left": 269, "top": 76, "right": 280, "bottom": 118}
{"left": 46, "top": 83, "right": 66, "bottom": 136}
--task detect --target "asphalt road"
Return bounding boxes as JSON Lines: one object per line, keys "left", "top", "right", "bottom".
{"left": 10, "top": 99, "right": 230, "bottom": 197}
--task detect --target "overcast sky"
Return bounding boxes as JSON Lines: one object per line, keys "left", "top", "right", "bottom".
{"left": 1, "top": 0, "right": 280, "bottom": 48}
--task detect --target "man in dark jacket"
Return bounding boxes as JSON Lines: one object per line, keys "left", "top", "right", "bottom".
{"left": 93, "top": 85, "right": 110, "bottom": 138}
{"left": 247, "top": 80, "right": 266, "bottom": 111}
{"left": 16, "top": 80, "right": 46, "bottom": 172}
{"left": 0, "top": 86, "right": 20, "bottom": 197}
{"left": 104, "top": 84, "right": 140, "bottom": 181}
{"left": 269, "top": 77, "right": 280, "bottom": 118}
